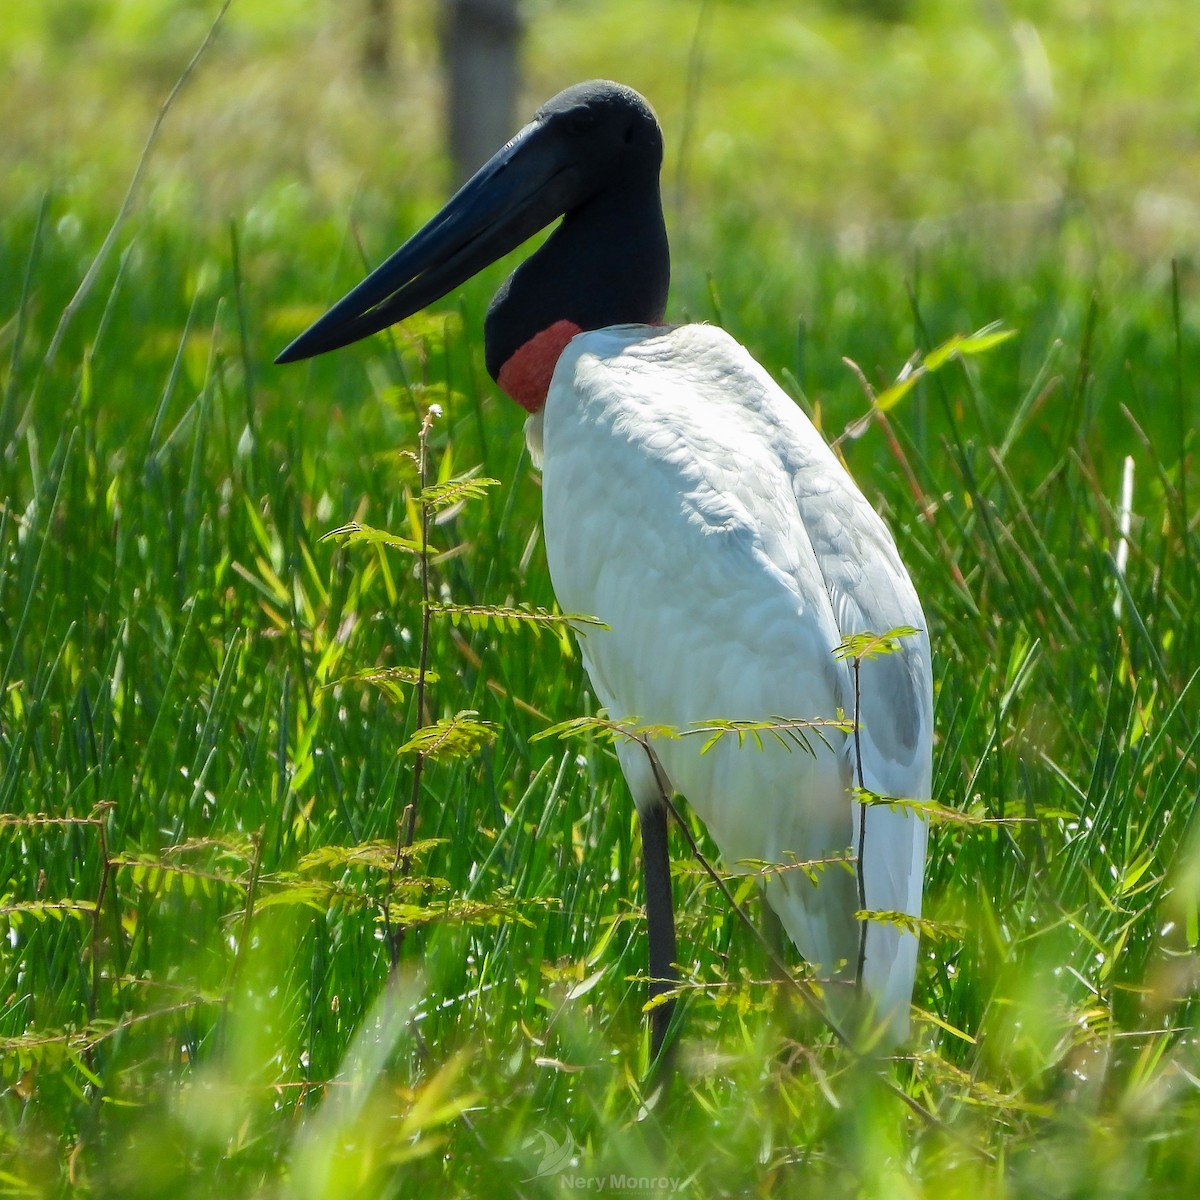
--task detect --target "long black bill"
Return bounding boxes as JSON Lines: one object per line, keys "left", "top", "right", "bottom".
{"left": 275, "top": 118, "right": 580, "bottom": 364}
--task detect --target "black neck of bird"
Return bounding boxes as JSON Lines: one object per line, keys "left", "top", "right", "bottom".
{"left": 483, "top": 176, "right": 670, "bottom": 382}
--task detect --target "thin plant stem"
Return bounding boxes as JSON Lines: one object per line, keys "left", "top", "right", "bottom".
{"left": 388, "top": 405, "right": 440, "bottom": 969}
{"left": 45, "top": 0, "right": 234, "bottom": 367}
{"left": 853, "top": 655, "right": 868, "bottom": 991}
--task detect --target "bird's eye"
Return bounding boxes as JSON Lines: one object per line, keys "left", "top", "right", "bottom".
{"left": 623, "top": 123, "right": 636, "bottom": 144}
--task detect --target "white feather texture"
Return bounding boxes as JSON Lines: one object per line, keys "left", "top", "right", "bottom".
{"left": 534, "top": 323, "right": 932, "bottom": 1040}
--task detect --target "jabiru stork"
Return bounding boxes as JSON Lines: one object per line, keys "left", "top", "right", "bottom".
{"left": 277, "top": 80, "right": 932, "bottom": 1054}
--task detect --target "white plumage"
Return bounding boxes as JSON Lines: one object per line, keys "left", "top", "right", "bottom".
{"left": 532, "top": 323, "right": 932, "bottom": 1039}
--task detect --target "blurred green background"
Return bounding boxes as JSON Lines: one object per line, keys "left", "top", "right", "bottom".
{"left": 6, "top": 0, "right": 1199, "bottom": 245}
{"left": 3, "top": 0, "right": 1197, "bottom": 461}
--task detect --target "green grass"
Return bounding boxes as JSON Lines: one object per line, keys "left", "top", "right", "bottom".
{"left": 2, "top": 1, "right": 1199, "bottom": 1196}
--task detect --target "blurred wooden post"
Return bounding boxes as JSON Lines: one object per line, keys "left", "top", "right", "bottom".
{"left": 362, "top": 0, "right": 393, "bottom": 79}
{"left": 440, "top": 0, "right": 523, "bottom": 186}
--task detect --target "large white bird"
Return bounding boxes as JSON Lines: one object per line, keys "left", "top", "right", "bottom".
{"left": 278, "top": 80, "right": 932, "bottom": 1053}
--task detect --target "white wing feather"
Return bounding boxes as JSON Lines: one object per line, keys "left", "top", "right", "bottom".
{"left": 536, "top": 323, "right": 932, "bottom": 1039}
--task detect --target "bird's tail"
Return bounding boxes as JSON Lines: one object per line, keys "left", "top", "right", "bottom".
{"left": 764, "top": 866, "right": 918, "bottom": 1048}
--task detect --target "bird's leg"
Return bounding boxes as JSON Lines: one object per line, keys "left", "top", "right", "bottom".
{"left": 638, "top": 796, "right": 678, "bottom": 1060}
{"left": 619, "top": 740, "right": 679, "bottom": 1064}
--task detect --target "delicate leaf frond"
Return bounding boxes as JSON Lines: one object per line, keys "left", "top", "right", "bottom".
{"left": 397, "top": 711, "right": 497, "bottom": 762}
{"left": 162, "top": 835, "right": 258, "bottom": 862}
{"left": 110, "top": 854, "right": 247, "bottom": 894}
{"left": 418, "top": 474, "right": 500, "bottom": 511}
{"left": 254, "top": 871, "right": 453, "bottom": 915}
{"left": 0, "top": 1000, "right": 222, "bottom": 1063}
{"left": 253, "top": 881, "right": 340, "bottom": 914}
{"left": 329, "top": 665, "right": 439, "bottom": 702}
{"left": 321, "top": 521, "right": 427, "bottom": 554}
{"left": 381, "top": 892, "right": 556, "bottom": 929}
{"left": 532, "top": 713, "right": 848, "bottom": 754}
{"left": 851, "top": 789, "right": 1032, "bottom": 827}
{"left": 833, "top": 626, "right": 923, "bottom": 662}
{"left": 298, "top": 838, "right": 446, "bottom": 873}
{"left": 430, "top": 602, "right": 608, "bottom": 636}
{"left": 732, "top": 853, "right": 856, "bottom": 886}
{"left": 0, "top": 899, "right": 97, "bottom": 926}
{"left": 693, "top": 716, "right": 850, "bottom": 756}
{"left": 531, "top": 715, "right": 676, "bottom": 745}
{"left": 0, "top": 812, "right": 108, "bottom": 829}
{"left": 854, "top": 909, "right": 966, "bottom": 941}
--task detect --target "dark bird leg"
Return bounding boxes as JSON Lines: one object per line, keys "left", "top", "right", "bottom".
{"left": 638, "top": 796, "right": 678, "bottom": 1061}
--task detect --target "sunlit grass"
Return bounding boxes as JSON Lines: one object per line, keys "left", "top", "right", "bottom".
{"left": 2, "top": 1, "right": 1199, "bottom": 1196}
